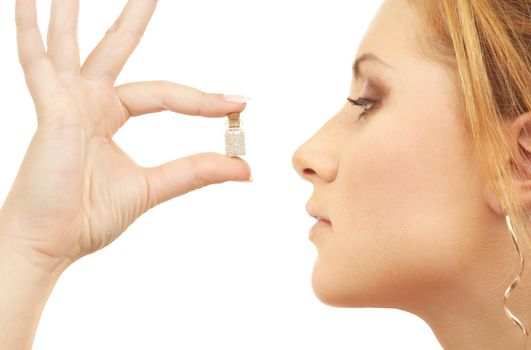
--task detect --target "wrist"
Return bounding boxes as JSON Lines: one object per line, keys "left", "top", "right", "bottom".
{"left": 0, "top": 216, "right": 71, "bottom": 278}
{"left": 0, "top": 228, "right": 65, "bottom": 350}
{"left": 0, "top": 237, "right": 66, "bottom": 283}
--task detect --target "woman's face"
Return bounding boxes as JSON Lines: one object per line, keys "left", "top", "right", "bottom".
{"left": 292, "top": 0, "right": 496, "bottom": 309}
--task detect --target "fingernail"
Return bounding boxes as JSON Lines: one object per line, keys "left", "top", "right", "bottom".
{"left": 224, "top": 95, "right": 251, "bottom": 103}
{"left": 236, "top": 176, "right": 253, "bottom": 183}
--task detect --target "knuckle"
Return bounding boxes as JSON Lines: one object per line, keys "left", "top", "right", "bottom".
{"left": 105, "top": 21, "right": 120, "bottom": 35}
{"left": 142, "top": 169, "right": 158, "bottom": 210}
{"left": 106, "top": 21, "right": 143, "bottom": 46}
{"left": 192, "top": 90, "right": 208, "bottom": 115}
{"left": 48, "top": 26, "right": 78, "bottom": 39}
{"left": 19, "top": 52, "right": 48, "bottom": 71}
{"left": 191, "top": 154, "right": 218, "bottom": 187}
{"left": 191, "top": 156, "right": 206, "bottom": 186}
{"left": 151, "top": 80, "right": 170, "bottom": 89}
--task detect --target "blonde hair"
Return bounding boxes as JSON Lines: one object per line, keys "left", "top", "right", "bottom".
{"left": 408, "top": 0, "right": 531, "bottom": 249}
{"left": 408, "top": 0, "right": 531, "bottom": 337}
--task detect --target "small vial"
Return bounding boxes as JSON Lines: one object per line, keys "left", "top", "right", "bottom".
{"left": 225, "top": 111, "right": 246, "bottom": 157}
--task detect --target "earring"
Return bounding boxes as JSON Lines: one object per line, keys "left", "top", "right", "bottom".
{"left": 503, "top": 213, "right": 529, "bottom": 336}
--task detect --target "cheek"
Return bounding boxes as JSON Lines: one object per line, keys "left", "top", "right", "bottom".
{"left": 311, "top": 115, "right": 484, "bottom": 307}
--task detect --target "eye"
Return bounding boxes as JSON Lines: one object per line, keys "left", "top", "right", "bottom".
{"left": 347, "top": 97, "right": 378, "bottom": 119}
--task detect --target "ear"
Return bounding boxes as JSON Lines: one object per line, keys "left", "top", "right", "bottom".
{"left": 484, "top": 112, "right": 531, "bottom": 215}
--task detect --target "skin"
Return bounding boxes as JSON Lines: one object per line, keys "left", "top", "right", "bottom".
{"left": 0, "top": 0, "right": 251, "bottom": 348}
{"left": 292, "top": 0, "right": 531, "bottom": 349}
{"left": 1, "top": 0, "right": 531, "bottom": 349}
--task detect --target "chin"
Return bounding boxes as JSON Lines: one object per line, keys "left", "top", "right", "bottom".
{"left": 310, "top": 257, "right": 393, "bottom": 308}
{"left": 311, "top": 261, "right": 359, "bottom": 308}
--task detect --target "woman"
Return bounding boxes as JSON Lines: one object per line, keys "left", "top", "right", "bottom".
{"left": 1, "top": 1, "right": 529, "bottom": 349}
{"left": 292, "top": 1, "right": 531, "bottom": 349}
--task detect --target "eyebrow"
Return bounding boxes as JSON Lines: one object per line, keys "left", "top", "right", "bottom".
{"left": 352, "top": 53, "right": 395, "bottom": 79}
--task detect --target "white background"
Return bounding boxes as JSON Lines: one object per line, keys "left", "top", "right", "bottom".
{"left": 0, "top": 1, "right": 442, "bottom": 349}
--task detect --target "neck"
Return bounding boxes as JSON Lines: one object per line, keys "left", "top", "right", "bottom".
{"left": 420, "top": 281, "right": 530, "bottom": 349}
{"left": 409, "top": 222, "right": 531, "bottom": 350}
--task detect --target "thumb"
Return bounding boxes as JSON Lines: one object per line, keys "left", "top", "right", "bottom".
{"left": 142, "top": 152, "right": 251, "bottom": 208}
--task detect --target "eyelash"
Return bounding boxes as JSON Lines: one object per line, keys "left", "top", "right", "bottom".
{"left": 347, "top": 97, "right": 378, "bottom": 119}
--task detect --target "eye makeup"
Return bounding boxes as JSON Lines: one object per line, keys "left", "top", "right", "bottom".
{"left": 348, "top": 78, "right": 382, "bottom": 119}
{"left": 347, "top": 97, "right": 378, "bottom": 119}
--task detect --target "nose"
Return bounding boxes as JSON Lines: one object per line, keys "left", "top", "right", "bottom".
{"left": 292, "top": 130, "right": 339, "bottom": 184}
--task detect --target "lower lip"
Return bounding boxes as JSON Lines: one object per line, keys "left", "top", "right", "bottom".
{"left": 309, "top": 220, "right": 332, "bottom": 237}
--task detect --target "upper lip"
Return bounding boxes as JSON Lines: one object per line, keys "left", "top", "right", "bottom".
{"left": 306, "top": 201, "right": 331, "bottom": 222}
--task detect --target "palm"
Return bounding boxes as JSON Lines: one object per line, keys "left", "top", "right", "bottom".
{"left": 31, "top": 80, "right": 150, "bottom": 259}
{"left": 2, "top": 0, "right": 250, "bottom": 269}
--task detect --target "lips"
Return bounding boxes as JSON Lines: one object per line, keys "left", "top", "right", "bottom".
{"left": 306, "top": 201, "right": 331, "bottom": 223}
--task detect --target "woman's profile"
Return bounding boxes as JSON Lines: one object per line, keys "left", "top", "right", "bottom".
{"left": 293, "top": 1, "right": 530, "bottom": 348}
{"left": 0, "top": 0, "right": 529, "bottom": 349}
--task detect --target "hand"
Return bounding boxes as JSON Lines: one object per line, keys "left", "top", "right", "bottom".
{"left": 0, "top": 0, "right": 251, "bottom": 273}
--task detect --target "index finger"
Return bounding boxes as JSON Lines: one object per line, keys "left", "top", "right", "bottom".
{"left": 116, "top": 81, "right": 249, "bottom": 118}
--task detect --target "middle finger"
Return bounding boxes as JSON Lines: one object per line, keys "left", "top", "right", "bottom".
{"left": 81, "top": 0, "right": 158, "bottom": 84}
{"left": 47, "top": 0, "right": 81, "bottom": 78}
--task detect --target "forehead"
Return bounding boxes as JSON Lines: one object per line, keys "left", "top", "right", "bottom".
{"left": 355, "top": 0, "right": 424, "bottom": 71}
